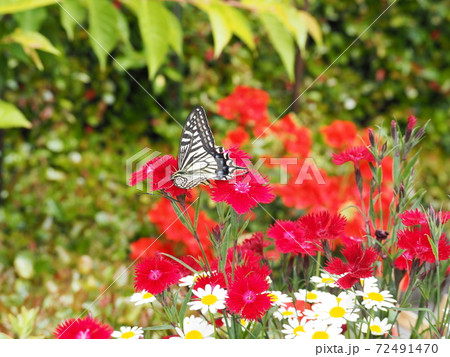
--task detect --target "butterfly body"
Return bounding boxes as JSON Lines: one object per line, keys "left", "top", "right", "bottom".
{"left": 171, "top": 106, "right": 246, "bottom": 189}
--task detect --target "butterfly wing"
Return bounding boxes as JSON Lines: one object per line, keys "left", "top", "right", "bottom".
{"left": 174, "top": 106, "right": 247, "bottom": 189}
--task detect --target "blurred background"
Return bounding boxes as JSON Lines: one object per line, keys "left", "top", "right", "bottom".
{"left": 0, "top": 0, "right": 448, "bottom": 337}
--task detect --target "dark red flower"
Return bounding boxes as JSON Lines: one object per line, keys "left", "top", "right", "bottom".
{"left": 54, "top": 316, "right": 113, "bottom": 339}
{"left": 134, "top": 256, "right": 181, "bottom": 294}
{"left": 325, "top": 243, "right": 378, "bottom": 289}
{"left": 332, "top": 146, "right": 374, "bottom": 166}
{"left": 298, "top": 211, "right": 347, "bottom": 241}
{"left": 129, "top": 155, "right": 189, "bottom": 197}
{"left": 267, "top": 220, "right": 319, "bottom": 255}
{"left": 129, "top": 237, "right": 173, "bottom": 261}
{"left": 217, "top": 86, "right": 270, "bottom": 127}
{"left": 397, "top": 226, "right": 450, "bottom": 264}
{"left": 241, "top": 232, "right": 269, "bottom": 256}
{"left": 320, "top": 120, "right": 358, "bottom": 149}
{"left": 210, "top": 172, "right": 275, "bottom": 214}
{"left": 226, "top": 274, "right": 272, "bottom": 320}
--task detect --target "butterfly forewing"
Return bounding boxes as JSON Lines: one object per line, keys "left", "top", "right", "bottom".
{"left": 173, "top": 106, "right": 247, "bottom": 189}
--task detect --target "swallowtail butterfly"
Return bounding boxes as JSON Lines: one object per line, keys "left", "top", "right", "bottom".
{"left": 171, "top": 106, "right": 247, "bottom": 189}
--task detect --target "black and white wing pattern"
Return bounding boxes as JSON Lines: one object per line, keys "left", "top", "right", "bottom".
{"left": 171, "top": 106, "right": 245, "bottom": 189}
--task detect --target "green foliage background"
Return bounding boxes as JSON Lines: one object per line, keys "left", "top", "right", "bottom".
{"left": 0, "top": 0, "right": 448, "bottom": 337}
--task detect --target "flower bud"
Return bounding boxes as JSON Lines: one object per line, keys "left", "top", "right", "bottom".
{"left": 391, "top": 120, "right": 397, "bottom": 141}
{"left": 368, "top": 128, "right": 376, "bottom": 147}
{"left": 375, "top": 229, "right": 389, "bottom": 241}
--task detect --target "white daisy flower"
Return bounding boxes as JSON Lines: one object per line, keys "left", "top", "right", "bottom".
{"left": 111, "top": 326, "right": 144, "bottom": 339}
{"left": 310, "top": 294, "right": 359, "bottom": 326}
{"left": 221, "top": 317, "right": 251, "bottom": 331}
{"left": 361, "top": 276, "right": 379, "bottom": 289}
{"left": 282, "top": 317, "right": 309, "bottom": 339}
{"left": 359, "top": 317, "right": 392, "bottom": 336}
{"left": 302, "top": 320, "right": 345, "bottom": 339}
{"left": 295, "top": 289, "right": 328, "bottom": 303}
{"left": 356, "top": 285, "right": 396, "bottom": 312}
{"left": 179, "top": 271, "right": 210, "bottom": 287}
{"left": 130, "top": 290, "right": 156, "bottom": 305}
{"left": 173, "top": 316, "right": 214, "bottom": 339}
{"left": 188, "top": 284, "right": 227, "bottom": 314}
{"left": 273, "top": 306, "right": 300, "bottom": 320}
{"left": 267, "top": 291, "right": 293, "bottom": 306}
{"left": 311, "top": 273, "right": 339, "bottom": 288}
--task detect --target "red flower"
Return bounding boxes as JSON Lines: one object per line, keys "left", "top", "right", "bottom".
{"left": 225, "top": 146, "right": 253, "bottom": 168}
{"left": 226, "top": 274, "right": 272, "bottom": 320}
{"left": 129, "top": 237, "right": 173, "bottom": 261}
{"left": 397, "top": 226, "right": 450, "bottom": 264}
{"left": 332, "top": 146, "right": 374, "bottom": 166}
{"left": 211, "top": 172, "right": 275, "bottom": 214}
{"left": 267, "top": 220, "right": 319, "bottom": 255}
{"left": 241, "top": 232, "right": 269, "bottom": 256}
{"left": 320, "top": 120, "right": 358, "bottom": 149}
{"left": 194, "top": 271, "right": 227, "bottom": 290}
{"left": 407, "top": 115, "right": 417, "bottom": 131}
{"left": 217, "top": 86, "right": 270, "bottom": 127}
{"left": 325, "top": 243, "right": 379, "bottom": 289}
{"left": 271, "top": 115, "right": 312, "bottom": 157}
{"left": 129, "top": 155, "right": 189, "bottom": 197}
{"left": 147, "top": 199, "right": 216, "bottom": 259}
{"left": 223, "top": 127, "right": 250, "bottom": 148}
{"left": 298, "top": 211, "right": 347, "bottom": 241}
{"left": 54, "top": 316, "right": 113, "bottom": 339}
{"left": 399, "top": 209, "right": 427, "bottom": 226}
{"left": 134, "top": 256, "right": 181, "bottom": 294}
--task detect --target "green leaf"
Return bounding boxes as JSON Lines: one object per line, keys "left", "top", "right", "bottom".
{"left": 87, "top": 0, "right": 119, "bottom": 70}
{"left": 0, "top": 0, "right": 55, "bottom": 14}
{"left": 1, "top": 29, "right": 60, "bottom": 69}
{"left": 298, "top": 10, "right": 323, "bottom": 46}
{"left": 142, "top": 325, "right": 174, "bottom": 331}
{"left": 0, "top": 100, "right": 32, "bottom": 129}
{"left": 221, "top": 5, "right": 255, "bottom": 51}
{"left": 285, "top": 9, "right": 308, "bottom": 53}
{"left": 132, "top": 0, "right": 169, "bottom": 79}
{"left": 259, "top": 12, "right": 295, "bottom": 81}
{"left": 166, "top": 8, "right": 183, "bottom": 56}
{"left": 14, "top": 7, "right": 47, "bottom": 32}
{"left": 59, "top": 0, "right": 87, "bottom": 40}
{"left": 115, "top": 6, "right": 132, "bottom": 48}
{"left": 201, "top": 4, "right": 232, "bottom": 58}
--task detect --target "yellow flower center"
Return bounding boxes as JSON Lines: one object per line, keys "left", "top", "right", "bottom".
{"left": 312, "top": 331, "right": 329, "bottom": 339}
{"left": 370, "top": 325, "right": 382, "bottom": 334}
{"left": 330, "top": 306, "right": 346, "bottom": 318}
{"left": 239, "top": 319, "right": 248, "bottom": 327}
{"left": 143, "top": 292, "right": 153, "bottom": 299}
{"left": 201, "top": 294, "right": 218, "bottom": 306}
{"left": 306, "top": 292, "right": 318, "bottom": 300}
{"left": 282, "top": 311, "right": 294, "bottom": 316}
{"left": 121, "top": 331, "right": 135, "bottom": 339}
{"left": 322, "top": 277, "right": 334, "bottom": 284}
{"left": 293, "top": 326, "right": 305, "bottom": 335}
{"left": 366, "top": 292, "right": 384, "bottom": 302}
{"left": 268, "top": 293, "right": 278, "bottom": 302}
{"left": 185, "top": 330, "right": 203, "bottom": 339}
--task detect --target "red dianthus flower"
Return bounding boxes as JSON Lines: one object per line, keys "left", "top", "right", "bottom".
{"left": 226, "top": 274, "right": 272, "bottom": 320}
{"left": 325, "top": 243, "right": 378, "bottom": 289}
{"left": 53, "top": 316, "right": 113, "bottom": 339}
{"left": 134, "top": 256, "right": 181, "bottom": 294}
{"left": 332, "top": 146, "right": 374, "bottom": 166}
{"left": 211, "top": 172, "right": 275, "bottom": 214}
